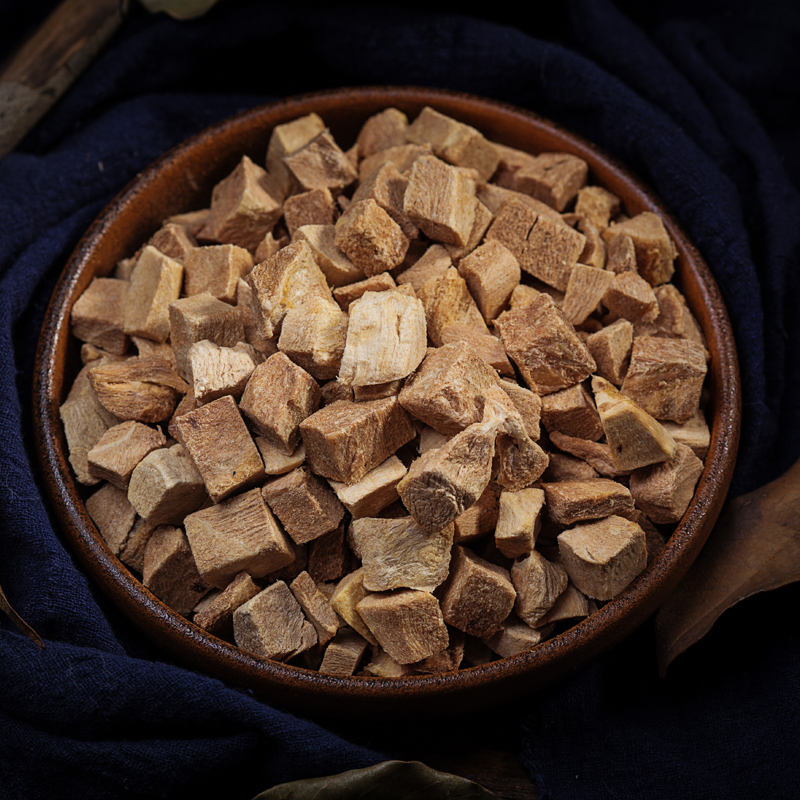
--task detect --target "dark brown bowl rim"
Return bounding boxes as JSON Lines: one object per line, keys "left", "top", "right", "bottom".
{"left": 33, "top": 86, "right": 740, "bottom": 715}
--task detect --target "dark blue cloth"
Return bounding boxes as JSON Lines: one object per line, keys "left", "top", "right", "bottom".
{"left": 1, "top": 1, "right": 798, "bottom": 798}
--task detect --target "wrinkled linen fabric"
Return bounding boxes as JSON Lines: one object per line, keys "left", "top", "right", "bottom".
{"left": 1, "top": 1, "right": 798, "bottom": 798}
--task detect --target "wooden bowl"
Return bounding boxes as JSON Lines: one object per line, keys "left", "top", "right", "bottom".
{"left": 33, "top": 86, "right": 740, "bottom": 715}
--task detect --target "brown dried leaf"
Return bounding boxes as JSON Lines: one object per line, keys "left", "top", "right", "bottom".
{"left": 655, "top": 458, "right": 800, "bottom": 674}
{"left": 0, "top": 582, "right": 43, "bottom": 649}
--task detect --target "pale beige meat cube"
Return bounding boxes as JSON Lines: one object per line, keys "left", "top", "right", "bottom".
{"left": 653, "top": 284, "right": 707, "bottom": 351}
{"left": 438, "top": 546, "right": 515, "bottom": 638}
{"left": 328, "top": 455, "right": 406, "bottom": 518}
{"left": 132, "top": 337, "right": 177, "bottom": 368}
{"left": 395, "top": 244, "right": 452, "bottom": 292}
{"left": 239, "top": 352, "right": 321, "bottom": 454}
{"left": 358, "top": 142, "right": 432, "bottom": 182}
{"left": 233, "top": 581, "right": 318, "bottom": 661}
{"left": 397, "top": 386, "right": 536, "bottom": 531}
{"left": 88, "top": 356, "right": 188, "bottom": 424}
{"left": 621, "top": 335, "right": 707, "bottom": 423}
{"left": 629, "top": 443, "right": 705, "bottom": 524}
{"left": 284, "top": 129, "right": 358, "bottom": 193}
{"left": 453, "top": 482, "right": 501, "bottom": 544}
{"left": 440, "top": 324, "right": 515, "bottom": 376}
{"left": 507, "top": 151, "right": 588, "bottom": 212}
{"left": 406, "top": 106, "right": 499, "bottom": 181}
{"left": 606, "top": 232, "right": 637, "bottom": 274}
{"left": 541, "top": 383, "right": 604, "bottom": 441}
{"left": 519, "top": 214, "right": 586, "bottom": 292}
{"left": 557, "top": 515, "right": 647, "bottom": 600}
{"left": 142, "top": 525, "right": 210, "bottom": 616}
{"left": 289, "top": 571, "right": 340, "bottom": 647}
{"left": 87, "top": 420, "right": 166, "bottom": 489}
{"left": 356, "top": 107, "right": 409, "bottom": 157}
{"left": 207, "top": 156, "right": 283, "bottom": 252}
{"left": 338, "top": 291, "right": 426, "bottom": 386}
{"left": 457, "top": 240, "right": 520, "bottom": 322}
{"left": 319, "top": 629, "right": 369, "bottom": 676}
{"left": 123, "top": 246, "right": 183, "bottom": 342}
{"left": 548, "top": 430, "right": 629, "bottom": 478}
{"left": 397, "top": 415, "right": 498, "bottom": 533}
{"left": 353, "top": 380, "right": 403, "bottom": 402}
{"left": 543, "top": 478, "right": 634, "bottom": 525}
{"left": 351, "top": 516, "right": 454, "bottom": 593}
{"left": 245, "top": 239, "right": 333, "bottom": 339}
{"left": 603, "top": 271, "right": 659, "bottom": 323}
{"left": 592, "top": 375, "right": 677, "bottom": 470}
{"left": 484, "top": 614, "right": 552, "bottom": 657}
{"left": 299, "top": 397, "right": 415, "bottom": 484}
{"left": 169, "top": 293, "right": 245, "bottom": 380}
{"left": 483, "top": 197, "right": 538, "bottom": 260}
{"left": 603, "top": 212, "right": 677, "bottom": 286}
{"left": 333, "top": 199, "right": 409, "bottom": 276}
{"left": 478, "top": 182, "right": 565, "bottom": 224}
{"left": 494, "top": 294, "right": 596, "bottom": 394}
{"left": 165, "top": 208, "right": 210, "bottom": 239}
{"left": 262, "top": 467, "right": 345, "bottom": 545}
{"left": 543, "top": 452, "right": 599, "bottom": 482}
{"left": 356, "top": 589, "right": 449, "bottom": 665}
{"left": 236, "top": 276, "right": 278, "bottom": 357}
{"left": 254, "top": 231, "right": 288, "bottom": 264}
{"left": 586, "top": 318, "right": 633, "bottom": 385}
{"left": 495, "top": 487, "right": 545, "bottom": 559}
{"left": 661, "top": 410, "right": 711, "bottom": 460}
{"left": 283, "top": 187, "right": 335, "bottom": 237}
{"left": 351, "top": 161, "right": 418, "bottom": 241}
{"left": 186, "top": 340, "right": 260, "bottom": 402}
{"left": 574, "top": 186, "right": 620, "bottom": 232}
{"left": 418, "top": 425, "right": 449, "bottom": 455}
{"left": 277, "top": 297, "right": 348, "bottom": 381}
{"left": 184, "top": 488, "right": 294, "bottom": 588}
{"left": 193, "top": 570, "right": 261, "bottom": 639}
{"left": 561, "top": 264, "right": 615, "bottom": 325}
{"left": 183, "top": 244, "right": 253, "bottom": 303}
{"left": 507, "top": 283, "right": 542, "bottom": 311}
{"left": 71, "top": 277, "right": 129, "bottom": 355}
{"left": 417, "top": 266, "right": 490, "bottom": 346}
{"left": 510, "top": 549, "right": 568, "bottom": 627}
{"left": 119, "top": 516, "right": 162, "bottom": 574}
{"left": 255, "top": 439, "right": 305, "bottom": 476}
{"left": 266, "top": 112, "right": 326, "bottom": 197}
{"left": 292, "top": 224, "right": 364, "bottom": 288}
{"left": 398, "top": 341, "right": 499, "bottom": 435}
{"left": 86, "top": 482, "right": 137, "bottom": 555}
{"left": 148, "top": 221, "right": 197, "bottom": 263}
{"left": 362, "top": 647, "right": 415, "bottom": 677}
{"left": 320, "top": 379, "right": 354, "bottom": 406}
{"left": 412, "top": 628, "right": 465, "bottom": 673}
{"left": 403, "top": 155, "right": 477, "bottom": 247}
{"left": 333, "top": 272, "right": 396, "bottom": 311}
{"left": 536, "top": 583, "right": 594, "bottom": 626}
{"left": 499, "top": 381, "right": 542, "bottom": 441}
{"left": 444, "top": 200, "right": 494, "bottom": 264}
{"left": 127, "top": 443, "right": 207, "bottom": 525}
{"left": 329, "top": 568, "right": 378, "bottom": 645}
{"left": 576, "top": 218, "right": 607, "bottom": 270}
{"left": 174, "top": 395, "right": 265, "bottom": 503}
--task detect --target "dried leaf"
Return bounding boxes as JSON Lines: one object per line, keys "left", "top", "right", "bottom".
{"left": 655, "top": 458, "right": 800, "bottom": 674}
{"left": 252, "top": 760, "right": 498, "bottom": 799}
{"left": 138, "top": 0, "right": 221, "bottom": 20}
{"left": 0, "top": 582, "right": 43, "bottom": 649}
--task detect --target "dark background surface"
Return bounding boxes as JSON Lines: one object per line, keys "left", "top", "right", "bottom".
{"left": 1, "top": 1, "right": 799, "bottom": 798}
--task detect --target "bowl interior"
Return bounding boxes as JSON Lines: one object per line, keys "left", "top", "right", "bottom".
{"left": 33, "top": 86, "right": 740, "bottom": 715}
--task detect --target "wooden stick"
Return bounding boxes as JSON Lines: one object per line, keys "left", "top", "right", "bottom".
{"left": 0, "top": 0, "right": 129, "bottom": 160}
